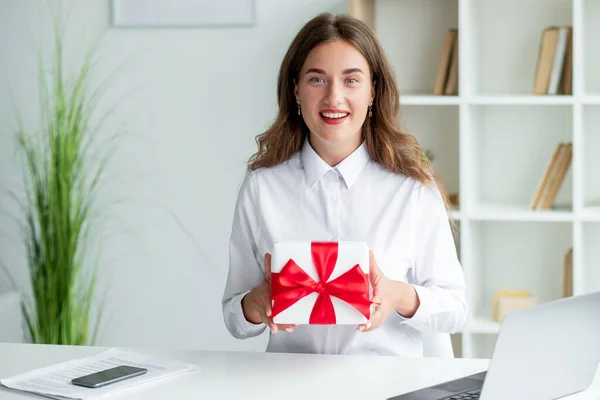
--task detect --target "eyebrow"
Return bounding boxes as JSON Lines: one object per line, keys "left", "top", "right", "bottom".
{"left": 305, "top": 67, "right": 365, "bottom": 75}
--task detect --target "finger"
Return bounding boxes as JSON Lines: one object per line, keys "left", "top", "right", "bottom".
{"left": 260, "top": 311, "right": 278, "bottom": 334}
{"left": 356, "top": 320, "right": 372, "bottom": 332}
{"left": 371, "top": 295, "right": 382, "bottom": 307}
{"left": 361, "top": 305, "right": 384, "bottom": 332}
{"left": 264, "top": 294, "right": 272, "bottom": 318}
{"left": 277, "top": 324, "right": 296, "bottom": 333}
{"left": 269, "top": 320, "right": 278, "bottom": 334}
{"left": 369, "top": 250, "right": 381, "bottom": 281}
{"left": 264, "top": 253, "right": 272, "bottom": 282}
{"left": 357, "top": 303, "right": 377, "bottom": 332}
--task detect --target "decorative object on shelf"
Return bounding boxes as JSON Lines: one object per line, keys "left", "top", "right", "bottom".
{"left": 3, "top": 15, "right": 119, "bottom": 345}
{"left": 563, "top": 248, "right": 573, "bottom": 298}
{"left": 421, "top": 149, "right": 458, "bottom": 209}
{"left": 492, "top": 290, "right": 537, "bottom": 323}
{"left": 434, "top": 29, "right": 459, "bottom": 96}
{"left": 530, "top": 142, "right": 573, "bottom": 210}
{"left": 347, "top": 0, "right": 375, "bottom": 32}
{"left": 110, "top": 0, "right": 256, "bottom": 28}
{"left": 533, "top": 26, "right": 572, "bottom": 95}
{"left": 449, "top": 193, "right": 459, "bottom": 208}
{"left": 582, "top": 199, "right": 600, "bottom": 212}
{"left": 423, "top": 148, "right": 434, "bottom": 164}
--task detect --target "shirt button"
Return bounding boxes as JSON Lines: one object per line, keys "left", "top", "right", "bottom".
{"left": 330, "top": 195, "right": 338, "bottom": 203}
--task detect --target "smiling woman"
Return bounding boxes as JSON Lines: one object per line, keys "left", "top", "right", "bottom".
{"left": 221, "top": 12, "right": 467, "bottom": 357}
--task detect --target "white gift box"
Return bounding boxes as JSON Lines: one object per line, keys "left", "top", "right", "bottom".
{"left": 270, "top": 241, "right": 371, "bottom": 325}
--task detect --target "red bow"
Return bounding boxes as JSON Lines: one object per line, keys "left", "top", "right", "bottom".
{"left": 270, "top": 242, "right": 371, "bottom": 324}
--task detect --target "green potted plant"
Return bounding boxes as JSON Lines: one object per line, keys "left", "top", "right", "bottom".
{"left": 2, "top": 18, "right": 118, "bottom": 346}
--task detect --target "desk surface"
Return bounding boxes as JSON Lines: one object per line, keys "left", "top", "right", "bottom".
{"left": 0, "top": 343, "right": 598, "bottom": 399}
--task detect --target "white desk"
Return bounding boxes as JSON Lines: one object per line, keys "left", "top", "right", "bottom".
{"left": 0, "top": 343, "right": 598, "bottom": 399}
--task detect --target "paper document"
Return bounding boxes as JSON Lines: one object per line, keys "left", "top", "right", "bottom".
{"left": 0, "top": 348, "right": 200, "bottom": 399}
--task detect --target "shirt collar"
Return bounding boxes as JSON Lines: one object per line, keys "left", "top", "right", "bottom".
{"left": 301, "top": 138, "right": 370, "bottom": 189}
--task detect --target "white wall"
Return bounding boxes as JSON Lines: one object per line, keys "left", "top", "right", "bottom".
{"left": 0, "top": 0, "right": 346, "bottom": 351}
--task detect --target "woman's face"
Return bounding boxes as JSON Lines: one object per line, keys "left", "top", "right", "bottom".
{"left": 294, "top": 39, "right": 375, "bottom": 151}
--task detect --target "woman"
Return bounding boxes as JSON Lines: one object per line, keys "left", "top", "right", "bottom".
{"left": 221, "top": 12, "right": 466, "bottom": 356}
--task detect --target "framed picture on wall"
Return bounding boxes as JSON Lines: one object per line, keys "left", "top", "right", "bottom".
{"left": 110, "top": 0, "right": 256, "bottom": 28}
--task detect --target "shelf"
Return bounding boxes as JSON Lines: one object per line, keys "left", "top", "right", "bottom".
{"left": 467, "top": 221, "right": 573, "bottom": 333}
{"left": 468, "top": 105, "right": 573, "bottom": 209}
{"left": 470, "top": 221, "right": 572, "bottom": 326}
{"left": 582, "top": 223, "right": 600, "bottom": 294}
{"left": 468, "top": 95, "right": 574, "bottom": 105}
{"left": 470, "top": 0, "right": 572, "bottom": 95}
{"left": 400, "top": 105, "right": 460, "bottom": 198}
{"left": 401, "top": 95, "right": 460, "bottom": 106}
{"left": 469, "top": 203, "right": 573, "bottom": 222}
{"left": 374, "top": 0, "right": 458, "bottom": 95}
{"left": 581, "top": 211, "right": 600, "bottom": 222}
{"left": 582, "top": 96, "right": 600, "bottom": 105}
{"left": 346, "top": 0, "right": 593, "bottom": 360}
{"left": 583, "top": 106, "right": 600, "bottom": 208}
{"left": 401, "top": 95, "right": 576, "bottom": 106}
{"left": 584, "top": 0, "right": 600, "bottom": 93}
{"left": 450, "top": 210, "right": 462, "bottom": 220}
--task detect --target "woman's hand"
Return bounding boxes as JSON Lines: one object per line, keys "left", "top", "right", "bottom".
{"left": 358, "top": 250, "right": 420, "bottom": 332}
{"left": 241, "top": 253, "right": 296, "bottom": 334}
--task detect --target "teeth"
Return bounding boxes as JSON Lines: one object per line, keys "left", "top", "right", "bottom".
{"left": 322, "top": 112, "right": 348, "bottom": 119}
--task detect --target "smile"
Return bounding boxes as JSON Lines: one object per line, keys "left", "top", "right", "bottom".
{"left": 320, "top": 110, "right": 350, "bottom": 125}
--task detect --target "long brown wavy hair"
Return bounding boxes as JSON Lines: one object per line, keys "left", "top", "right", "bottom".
{"left": 247, "top": 12, "right": 454, "bottom": 225}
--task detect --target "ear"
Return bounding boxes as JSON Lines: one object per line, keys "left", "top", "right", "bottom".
{"left": 293, "top": 79, "right": 299, "bottom": 101}
{"left": 370, "top": 80, "right": 376, "bottom": 103}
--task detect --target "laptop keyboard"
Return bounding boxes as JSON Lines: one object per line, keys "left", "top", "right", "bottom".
{"left": 441, "top": 387, "right": 481, "bottom": 399}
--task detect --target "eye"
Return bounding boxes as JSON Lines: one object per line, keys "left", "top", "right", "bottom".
{"left": 346, "top": 78, "right": 359, "bottom": 84}
{"left": 309, "top": 77, "right": 324, "bottom": 83}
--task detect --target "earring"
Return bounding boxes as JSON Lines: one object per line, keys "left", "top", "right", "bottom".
{"left": 368, "top": 103, "right": 373, "bottom": 118}
{"left": 297, "top": 99, "right": 301, "bottom": 116}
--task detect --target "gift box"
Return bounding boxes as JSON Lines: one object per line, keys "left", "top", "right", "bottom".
{"left": 270, "top": 241, "right": 371, "bottom": 325}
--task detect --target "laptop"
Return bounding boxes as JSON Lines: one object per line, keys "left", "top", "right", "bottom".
{"left": 388, "top": 291, "right": 600, "bottom": 400}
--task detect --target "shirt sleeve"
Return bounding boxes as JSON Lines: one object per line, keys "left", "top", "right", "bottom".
{"left": 221, "top": 171, "right": 267, "bottom": 339}
{"left": 394, "top": 182, "right": 468, "bottom": 333}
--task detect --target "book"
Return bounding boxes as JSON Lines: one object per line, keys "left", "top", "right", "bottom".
{"left": 563, "top": 248, "right": 573, "bottom": 298}
{"left": 434, "top": 29, "right": 457, "bottom": 95}
{"left": 560, "top": 27, "right": 573, "bottom": 95}
{"left": 530, "top": 142, "right": 564, "bottom": 209}
{"left": 539, "top": 142, "right": 572, "bottom": 209}
{"left": 547, "top": 27, "right": 569, "bottom": 95}
{"left": 530, "top": 142, "right": 573, "bottom": 210}
{"left": 533, "top": 27, "right": 560, "bottom": 94}
{"left": 444, "top": 32, "right": 459, "bottom": 95}
{"left": 533, "top": 26, "right": 572, "bottom": 95}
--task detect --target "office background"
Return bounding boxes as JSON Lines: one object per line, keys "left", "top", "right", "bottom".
{"left": 1, "top": 0, "right": 597, "bottom": 359}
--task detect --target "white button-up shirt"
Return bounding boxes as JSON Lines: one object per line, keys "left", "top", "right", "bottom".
{"left": 222, "top": 139, "right": 467, "bottom": 356}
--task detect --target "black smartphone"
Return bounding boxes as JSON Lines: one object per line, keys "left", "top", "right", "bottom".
{"left": 71, "top": 365, "right": 147, "bottom": 388}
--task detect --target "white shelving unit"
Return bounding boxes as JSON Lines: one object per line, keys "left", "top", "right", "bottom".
{"left": 348, "top": 0, "right": 600, "bottom": 359}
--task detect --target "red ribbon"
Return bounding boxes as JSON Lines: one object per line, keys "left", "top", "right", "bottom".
{"left": 270, "top": 242, "right": 371, "bottom": 324}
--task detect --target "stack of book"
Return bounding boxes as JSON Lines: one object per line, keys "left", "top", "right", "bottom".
{"left": 533, "top": 26, "right": 572, "bottom": 95}
{"left": 530, "top": 142, "right": 573, "bottom": 210}
{"left": 434, "top": 28, "right": 458, "bottom": 95}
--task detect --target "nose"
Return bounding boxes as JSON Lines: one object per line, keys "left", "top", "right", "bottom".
{"left": 324, "top": 80, "right": 344, "bottom": 106}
